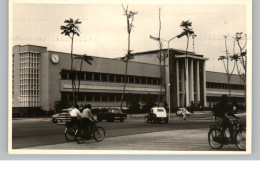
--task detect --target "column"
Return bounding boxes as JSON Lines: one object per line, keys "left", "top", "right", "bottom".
{"left": 185, "top": 59, "right": 190, "bottom": 107}
{"left": 189, "top": 59, "right": 194, "bottom": 103}
{"left": 196, "top": 60, "right": 200, "bottom": 104}
{"left": 203, "top": 61, "right": 207, "bottom": 106}
{"left": 176, "top": 59, "right": 179, "bottom": 107}
{"left": 181, "top": 61, "right": 185, "bottom": 107}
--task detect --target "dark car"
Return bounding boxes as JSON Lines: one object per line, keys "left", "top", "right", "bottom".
{"left": 97, "top": 108, "right": 127, "bottom": 122}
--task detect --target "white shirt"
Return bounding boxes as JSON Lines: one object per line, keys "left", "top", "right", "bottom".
{"left": 70, "top": 108, "right": 82, "bottom": 117}
{"left": 82, "top": 108, "right": 93, "bottom": 119}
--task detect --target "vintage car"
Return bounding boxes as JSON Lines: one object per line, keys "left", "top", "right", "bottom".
{"left": 176, "top": 107, "right": 191, "bottom": 116}
{"left": 144, "top": 107, "right": 168, "bottom": 124}
{"left": 97, "top": 108, "right": 127, "bottom": 122}
{"left": 53, "top": 108, "right": 73, "bottom": 124}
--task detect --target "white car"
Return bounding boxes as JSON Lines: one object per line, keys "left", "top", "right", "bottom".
{"left": 52, "top": 108, "right": 73, "bottom": 123}
{"left": 144, "top": 107, "right": 168, "bottom": 124}
{"left": 176, "top": 108, "right": 191, "bottom": 116}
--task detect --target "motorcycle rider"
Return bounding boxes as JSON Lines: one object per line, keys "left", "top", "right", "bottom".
{"left": 82, "top": 104, "right": 96, "bottom": 133}
{"left": 213, "top": 95, "right": 236, "bottom": 142}
{"left": 69, "top": 104, "right": 83, "bottom": 127}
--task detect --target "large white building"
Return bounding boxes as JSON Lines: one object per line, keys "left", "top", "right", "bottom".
{"left": 12, "top": 45, "right": 245, "bottom": 116}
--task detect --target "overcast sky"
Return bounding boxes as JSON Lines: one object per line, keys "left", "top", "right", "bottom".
{"left": 11, "top": 2, "right": 249, "bottom": 73}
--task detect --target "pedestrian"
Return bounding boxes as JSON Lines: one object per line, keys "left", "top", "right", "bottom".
{"left": 182, "top": 108, "right": 187, "bottom": 120}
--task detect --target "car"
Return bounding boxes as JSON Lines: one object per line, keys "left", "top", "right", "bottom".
{"left": 52, "top": 108, "right": 73, "bottom": 124}
{"left": 144, "top": 107, "right": 168, "bottom": 124}
{"left": 97, "top": 108, "right": 127, "bottom": 122}
{"left": 176, "top": 108, "right": 191, "bottom": 116}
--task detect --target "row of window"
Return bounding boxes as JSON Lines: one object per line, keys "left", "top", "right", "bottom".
{"left": 206, "top": 82, "right": 245, "bottom": 90}
{"left": 60, "top": 70, "right": 161, "bottom": 85}
{"left": 61, "top": 92, "right": 161, "bottom": 102}
{"left": 207, "top": 96, "right": 245, "bottom": 103}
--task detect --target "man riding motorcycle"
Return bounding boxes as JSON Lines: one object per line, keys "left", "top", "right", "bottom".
{"left": 213, "top": 95, "right": 237, "bottom": 142}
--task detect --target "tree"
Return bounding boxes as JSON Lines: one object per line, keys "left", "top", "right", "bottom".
{"left": 60, "top": 18, "right": 82, "bottom": 106}
{"left": 218, "top": 35, "right": 236, "bottom": 99}
{"left": 180, "top": 20, "right": 195, "bottom": 107}
{"left": 150, "top": 9, "right": 168, "bottom": 107}
{"left": 120, "top": 5, "right": 137, "bottom": 111}
{"left": 231, "top": 32, "right": 247, "bottom": 105}
{"left": 74, "top": 54, "right": 93, "bottom": 104}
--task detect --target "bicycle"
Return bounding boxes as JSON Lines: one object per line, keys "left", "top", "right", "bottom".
{"left": 75, "top": 119, "right": 105, "bottom": 144}
{"left": 208, "top": 114, "right": 246, "bottom": 151}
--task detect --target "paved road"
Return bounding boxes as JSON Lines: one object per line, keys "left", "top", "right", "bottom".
{"left": 12, "top": 113, "right": 214, "bottom": 149}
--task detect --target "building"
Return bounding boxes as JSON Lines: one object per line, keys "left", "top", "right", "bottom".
{"left": 12, "top": 45, "right": 245, "bottom": 115}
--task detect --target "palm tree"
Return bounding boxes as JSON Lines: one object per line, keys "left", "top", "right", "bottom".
{"left": 180, "top": 20, "right": 194, "bottom": 107}
{"left": 60, "top": 18, "right": 82, "bottom": 106}
{"left": 74, "top": 54, "right": 93, "bottom": 105}
{"left": 120, "top": 5, "right": 137, "bottom": 111}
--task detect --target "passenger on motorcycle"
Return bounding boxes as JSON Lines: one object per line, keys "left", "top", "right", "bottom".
{"left": 69, "top": 104, "right": 83, "bottom": 126}
{"left": 213, "top": 95, "right": 237, "bottom": 142}
{"left": 82, "top": 104, "right": 97, "bottom": 133}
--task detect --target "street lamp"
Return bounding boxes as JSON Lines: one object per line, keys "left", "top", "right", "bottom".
{"left": 150, "top": 32, "right": 185, "bottom": 119}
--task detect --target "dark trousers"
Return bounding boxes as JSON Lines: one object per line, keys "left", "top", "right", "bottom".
{"left": 221, "top": 118, "right": 234, "bottom": 139}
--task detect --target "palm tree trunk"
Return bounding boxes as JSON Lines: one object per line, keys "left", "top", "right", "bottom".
{"left": 70, "top": 34, "right": 76, "bottom": 106}
{"left": 120, "top": 32, "right": 131, "bottom": 110}
{"left": 184, "top": 36, "right": 190, "bottom": 107}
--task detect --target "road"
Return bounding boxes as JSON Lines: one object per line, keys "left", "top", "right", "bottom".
{"left": 12, "top": 113, "right": 214, "bottom": 149}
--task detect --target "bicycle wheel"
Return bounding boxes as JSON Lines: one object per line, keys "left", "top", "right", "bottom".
{"left": 75, "top": 128, "right": 86, "bottom": 144}
{"left": 64, "top": 127, "right": 76, "bottom": 142}
{"left": 94, "top": 126, "right": 105, "bottom": 142}
{"left": 208, "top": 128, "right": 223, "bottom": 149}
{"left": 235, "top": 128, "right": 246, "bottom": 151}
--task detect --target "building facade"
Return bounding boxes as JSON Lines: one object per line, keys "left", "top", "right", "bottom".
{"left": 12, "top": 45, "right": 245, "bottom": 115}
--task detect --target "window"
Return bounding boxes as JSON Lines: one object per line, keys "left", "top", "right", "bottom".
{"left": 94, "top": 94, "right": 100, "bottom": 101}
{"left": 147, "top": 78, "right": 152, "bottom": 84}
{"left": 109, "top": 74, "right": 115, "bottom": 82}
{"left": 94, "top": 73, "right": 100, "bottom": 81}
{"left": 101, "top": 94, "right": 108, "bottom": 101}
{"left": 135, "top": 77, "right": 141, "bottom": 84}
{"left": 86, "top": 72, "right": 93, "bottom": 81}
{"left": 77, "top": 72, "right": 84, "bottom": 80}
{"left": 116, "top": 94, "right": 121, "bottom": 101}
{"left": 86, "top": 94, "right": 93, "bottom": 101}
{"left": 101, "top": 74, "right": 108, "bottom": 82}
{"left": 141, "top": 77, "right": 146, "bottom": 84}
{"left": 129, "top": 76, "right": 134, "bottom": 83}
{"left": 109, "top": 95, "right": 115, "bottom": 101}
{"left": 116, "top": 75, "right": 122, "bottom": 83}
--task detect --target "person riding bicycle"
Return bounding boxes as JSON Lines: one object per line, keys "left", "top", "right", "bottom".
{"left": 82, "top": 104, "right": 97, "bottom": 133}
{"left": 69, "top": 104, "right": 83, "bottom": 127}
{"left": 213, "top": 95, "right": 237, "bottom": 142}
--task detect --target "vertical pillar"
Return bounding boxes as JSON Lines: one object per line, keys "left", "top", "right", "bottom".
{"left": 185, "top": 59, "right": 190, "bottom": 107}
{"left": 203, "top": 61, "right": 207, "bottom": 106}
{"left": 196, "top": 60, "right": 200, "bottom": 104}
{"left": 181, "top": 61, "right": 185, "bottom": 107}
{"left": 189, "top": 59, "right": 194, "bottom": 103}
{"left": 176, "top": 59, "right": 179, "bottom": 107}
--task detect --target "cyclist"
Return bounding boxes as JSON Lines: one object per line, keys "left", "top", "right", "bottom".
{"left": 82, "top": 104, "right": 97, "bottom": 133}
{"left": 213, "top": 95, "right": 236, "bottom": 142}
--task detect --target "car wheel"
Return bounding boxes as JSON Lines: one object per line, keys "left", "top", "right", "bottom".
{"left": 120, "top": 118, "right": 124, "bottom": 122}
{"left": 165, "top": 118, "right": 168, "bottom": 124}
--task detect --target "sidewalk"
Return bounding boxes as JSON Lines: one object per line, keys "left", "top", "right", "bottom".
{"left": 19, "top": 128, "right": 239, "bottom": 152}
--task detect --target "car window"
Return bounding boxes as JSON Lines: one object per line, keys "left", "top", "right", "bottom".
{"left": 111, "top": 109, "right": 121, "bottom": 113}
{"left": 157, "top": 109, "right": 165, "bottom": 112}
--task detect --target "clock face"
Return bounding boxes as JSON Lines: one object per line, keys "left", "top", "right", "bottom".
{"left": 51, "top": 54, "right": 59, "bottom": 64}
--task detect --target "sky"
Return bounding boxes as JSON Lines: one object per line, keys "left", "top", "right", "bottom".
{"left": 11, "top": 2, "right": 249, "bottom": 73}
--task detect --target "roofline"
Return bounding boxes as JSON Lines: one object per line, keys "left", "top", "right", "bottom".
{"left": 206, "top": 70, "right": 241, "bottom": 76}
{"left": 13, "top": 44, "right": 47, "bottom": 48}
